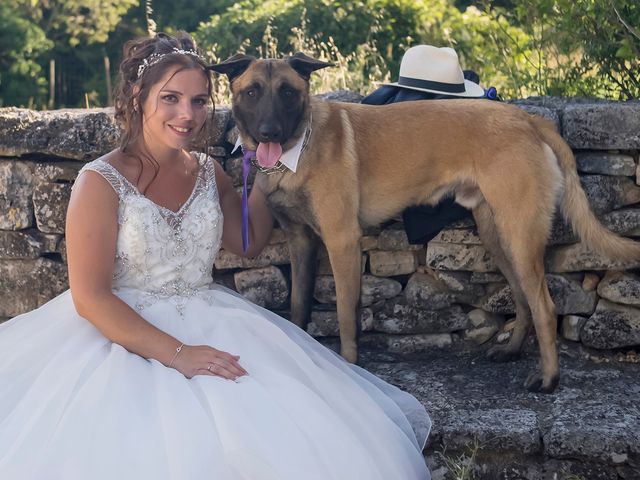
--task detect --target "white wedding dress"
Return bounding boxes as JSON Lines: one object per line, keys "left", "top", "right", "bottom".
{"left": 0, "top": 154, "right": 431, "bottom": 480}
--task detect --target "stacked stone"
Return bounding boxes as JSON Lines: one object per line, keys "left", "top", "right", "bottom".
{"left": 1, "top": 99, "right": 639, "bottom": 356}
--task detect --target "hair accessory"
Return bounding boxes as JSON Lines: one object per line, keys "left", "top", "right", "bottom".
{"left": 137, "top": 48, "right": 204, "bottom": 79}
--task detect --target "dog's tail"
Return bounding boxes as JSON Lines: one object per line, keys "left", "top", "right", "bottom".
{"left": 532, "top": 115, "right": 640, "bottom": 261}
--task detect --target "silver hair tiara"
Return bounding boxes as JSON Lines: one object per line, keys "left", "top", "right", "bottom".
{"left": 137, "top": 48, "right": 204, "bottom": 79}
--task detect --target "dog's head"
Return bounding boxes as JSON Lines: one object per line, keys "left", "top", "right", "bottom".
{"left": 208, "top": 53, "right": 332, "bottom": 166}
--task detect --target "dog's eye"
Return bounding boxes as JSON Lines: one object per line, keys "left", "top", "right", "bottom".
{"left": 281, "top": 88, "right": 295, "bottom": 98}
{"left": 246, "top": 89, "right": 256, "bottom": 98}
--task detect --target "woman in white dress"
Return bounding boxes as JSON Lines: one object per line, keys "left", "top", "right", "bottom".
{"left": 0, "top": 32, "right": 431, "bottom": 479}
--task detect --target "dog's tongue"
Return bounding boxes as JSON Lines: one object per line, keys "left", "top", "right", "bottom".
{"left": 256, "top": 142, "right": 282, "bottom": 168}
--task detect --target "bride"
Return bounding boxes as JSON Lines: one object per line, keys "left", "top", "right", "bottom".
{"left": 0, "top": 31, "right": 431, "bottom": 479}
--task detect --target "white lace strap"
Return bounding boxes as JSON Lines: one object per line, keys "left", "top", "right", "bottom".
{"left": 195, "top": 152, "right": 217, "bottom": 190}
{"left": 77, "top": 160, "right": 137, "bottom": 199}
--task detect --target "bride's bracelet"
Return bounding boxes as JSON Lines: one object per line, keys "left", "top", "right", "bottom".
{"left": 168, "top": 343, "right": 185, "bottom": 368}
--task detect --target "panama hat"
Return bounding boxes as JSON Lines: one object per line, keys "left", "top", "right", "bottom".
{"left": 384, "top": 45, "right": 485, "bottom": 98}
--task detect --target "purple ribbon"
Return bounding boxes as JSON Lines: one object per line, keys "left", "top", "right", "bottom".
{"left": 241, "top": 149, "right": 254, "bottom": 253}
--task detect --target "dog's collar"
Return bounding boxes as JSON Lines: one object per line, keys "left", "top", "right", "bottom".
{"left": 232, "top": 117, "right": 312, "bottom": 174}
{"left": 235, "top": 118, "right": 312, "bottom": 254}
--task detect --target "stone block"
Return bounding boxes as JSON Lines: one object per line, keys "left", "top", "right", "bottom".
{"left": 582, "top": 272, "right": 601, "bottom": 292}
{"left": 0, "top": 230, "right": 54, "bottom": 259}
{"left": 374, "top": 298, "right": 470, "bottom": 334}
{"left": 225, "top": 125, "right": 239, "bottom": 146}
{"left": 313, "top": 274, "right": 402, "bottom": 306}
{"left": 307, "top": 307, "right": 373, "bottom": 337}
{"left": 369, "top": 250, "right": 417, "bottom": 276}
{"left": 581, "top": 299, "right": 640, "bottom": 349}
{"left": 0, "top": 258, "right": 68, "bottom": 317}
{"left": 404, "top": 272, "right": 481, "bottom": 309}
{"left": 467, "top": 309, "right": 505, "bottom": 329}
{"left": 34, "top": 161, "right": 82, "bottom": 183}
{"left": 0, "top": 107, "right": 231, "bottom": 159}
{"left": 442, "top": 409, "right": 541, "bottom": 454}
{"left": 377, "top": 225, "right": 423, "bottom": 251}
{"left": 544, "top": 400, "right": 640, "bottom": 462}
{"left": 513, "top": 104, "right": 560, "bottom": 127}
{"left": 426, "top": 242, "right": 497, "bottom": 272}
{"left": 575, "top": 152, "right": 636, "bottom": 176}
{"left": 600, "top": 208, "right": 640, "bottom": 236}
{"left": 204, "top": 108, "right": 231, "bottom": 145}
{"left": 0, "top": 107, "right": 118, "bottom": 160}
{"left": 428, "top": 270, "right": 486, "bottom": 299}
{"left": 562, "top": 103, "right": 640, "bottom": 149}
{"left": 480, "top": 274, "right": 597, "bottom": 316}
{"left": 548, "top": 243, "right": 640, "bottom": 272}
{"left": 580, "top": 175, "right": 640, "bottom": 214}
{"left": 214, "top": 243, "right": 290, "bottom": 270}
{"left": 0, "top": 160, "right": 34, "bottom": 230}
{"left": 360, "top": 332, "right": 453, "bottom": 353}
{"left": 470, "top": 272, "right": 505, "bottom": 284}
{"left": 464, "top": 325, "right": 500, "bottom": 344}
{"left": 207, "top": 146, "right": 227, "bottom": 157}
{"left": 430, "top": 227, "right": 482, "bottom": 245}
{"left": 33, "top": 182, "right": 72, "bottom": 233}
{"left": 360, "top": 235, "right": 378, "bottom": 252}
{"left": 562, "top": 315, "right": 586, "bottom": 342}
{"left": 597, "top": 270, "right": 640, "bottom": 307}
{"left": 234, "top": 266, "right": 288, "bottom": 309}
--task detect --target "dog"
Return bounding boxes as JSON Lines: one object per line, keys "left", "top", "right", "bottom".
{"left": 208, "top": 53, "right": 640, "bottom": 393}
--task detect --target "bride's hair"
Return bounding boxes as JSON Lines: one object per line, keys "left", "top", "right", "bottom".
{"left": 113, "top": 32, "right": 214, "bottom": 190}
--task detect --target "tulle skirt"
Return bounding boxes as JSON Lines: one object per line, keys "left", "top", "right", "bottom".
{"left": 0, "top": 285, "right": 430, "bottom": 479}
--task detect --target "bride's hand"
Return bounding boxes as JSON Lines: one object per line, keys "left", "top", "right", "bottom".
{"left": 172, "top": 345, "right": 248, "bottom": 380}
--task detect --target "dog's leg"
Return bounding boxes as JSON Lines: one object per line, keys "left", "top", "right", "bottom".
{"left": 473, "top": 202, "right": 532, "bottom": 362}
{"left": 323, "top": 229, "right": 362, "bottom": 363}
{"left": 287, "top": 224, "right": 320, "bottom": 331}
{"left": 490, "top": 214, "right": 558, "bottom": 393}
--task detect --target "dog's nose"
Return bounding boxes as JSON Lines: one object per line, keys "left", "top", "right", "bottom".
{"left": 258, "top": 123, "right": 283, "bottom": 142}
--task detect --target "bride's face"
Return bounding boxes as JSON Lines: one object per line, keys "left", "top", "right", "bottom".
{"left": 141, "top": 66, "right": 210, "bottom": 152}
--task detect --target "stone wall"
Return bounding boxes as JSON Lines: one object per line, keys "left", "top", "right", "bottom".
{"left": 1, "top": 98, "right": 639, "bottom": 353}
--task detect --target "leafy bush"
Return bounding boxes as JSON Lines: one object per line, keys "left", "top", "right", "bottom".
{"left": 196, "top": 0, "right": 540, "bottom": 99}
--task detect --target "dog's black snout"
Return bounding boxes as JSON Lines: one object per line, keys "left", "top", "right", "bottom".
{"left": 258, "top": 123, "right": 283, "bottom": 142}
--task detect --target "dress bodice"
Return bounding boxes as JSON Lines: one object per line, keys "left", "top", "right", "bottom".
{"left": 78, "top": 153, "right": 223, "bottom": 314}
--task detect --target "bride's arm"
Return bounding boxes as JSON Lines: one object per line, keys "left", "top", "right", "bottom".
{"left": 66, "top": 170, "right": 246, "bottom": 380}
{"left": 215, "top": 161, "right": 274, "bottom": 257}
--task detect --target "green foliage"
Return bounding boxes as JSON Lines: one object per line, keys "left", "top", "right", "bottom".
{"left": 195, "top": 0, "right": 540, "bottom": 98}
{"left": 2, "top": 0, "right": 638, "bottom": 107}
{"left": 147, "top": 0, "right": 237, "bottom": 34}
{"left": 0, "top": 3, "right": 52, "bottom": 107}
{"left": 479, "top": 0, "right": 640, "bottom": 99}
{"left": 198, "top": 0, "right": 441, "bottom": 65}
{"left": 0, "top": 0, "right": 139, "bottom": 108}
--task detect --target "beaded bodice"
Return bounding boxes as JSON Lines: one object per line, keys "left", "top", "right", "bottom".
{"left": 78, "top": 153, "right": 223, "bottom": 313}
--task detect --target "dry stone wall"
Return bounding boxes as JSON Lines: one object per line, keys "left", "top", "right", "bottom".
{"left": 1, "top": 98, "right": 639, "bottom": 354}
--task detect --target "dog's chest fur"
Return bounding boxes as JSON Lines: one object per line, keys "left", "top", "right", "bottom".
{"left": 258, "top": 174, "right": 320, "bottom": 233}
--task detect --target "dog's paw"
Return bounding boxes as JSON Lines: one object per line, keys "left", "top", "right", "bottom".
{"left": 524, "top": 371, "right": 559, "bottom": 393}
{"left": 487, "top": 345, "right": 521, "bottom": 363}
{"left": 341, "top": 344, "right": 358, "bottom": 364}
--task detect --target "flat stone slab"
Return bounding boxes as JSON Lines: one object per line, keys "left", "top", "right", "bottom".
{"left": 355, "top": 342, "right": 640, "bottom": 479}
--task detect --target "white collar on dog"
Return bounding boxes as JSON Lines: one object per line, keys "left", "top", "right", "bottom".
{"left": 232, "top": 131, "right": 306, "bottom": 173}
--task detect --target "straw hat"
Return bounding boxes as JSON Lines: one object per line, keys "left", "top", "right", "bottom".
{"left": 385, "top": 45, "right": 484, "bottom": 98}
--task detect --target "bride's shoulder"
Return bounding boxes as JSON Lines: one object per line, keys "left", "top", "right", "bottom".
{"left": 73, "top": 150, "right": 126, "bottom": 204}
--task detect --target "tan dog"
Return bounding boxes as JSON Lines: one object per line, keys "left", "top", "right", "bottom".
{"left": 209, "top": 53, "right": 640, "bottom": 393}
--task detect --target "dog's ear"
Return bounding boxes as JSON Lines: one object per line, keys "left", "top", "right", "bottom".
{"left": 286, "top": 52, "right": 334, "bottom": 80}
{"left": 207, "top": 54, "right": 255, "bottom": 82}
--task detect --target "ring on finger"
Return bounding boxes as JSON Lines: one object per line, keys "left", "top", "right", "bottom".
{"left": 207, "top": 363, "right": 215, "bottom": 373}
